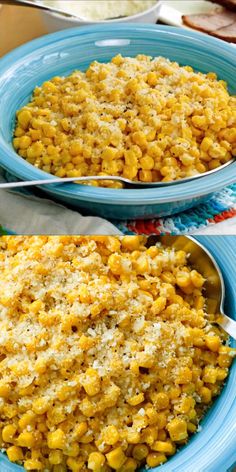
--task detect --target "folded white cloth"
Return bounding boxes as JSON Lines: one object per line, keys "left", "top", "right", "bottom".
{"left": 0, "top": 170, "right": 120, "bottom": 235}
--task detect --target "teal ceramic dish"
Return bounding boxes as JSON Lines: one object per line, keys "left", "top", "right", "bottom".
{"left": 0, "top": 236, "right": 235, "bottom": 472}
{"left": 0, "top": 24, "right": 235, "bottom": 220}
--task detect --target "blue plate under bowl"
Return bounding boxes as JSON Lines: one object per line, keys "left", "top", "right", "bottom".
{"left": 0, "top": 236, "right": 235, "bottom": 472}
{"left": 0, "top": 24, "right": 235, "bottom": 220}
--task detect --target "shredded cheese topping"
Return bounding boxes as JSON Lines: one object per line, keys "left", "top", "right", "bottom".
{"left": 0, "top": 236, "right": 235, "bottom": 471}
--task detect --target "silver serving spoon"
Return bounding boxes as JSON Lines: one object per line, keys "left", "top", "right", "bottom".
{"left": 0, "top": 159, "right": 234, "bottom": 190}
{"left": 2, "top": 0, "right": 125, "bottom": 20}
{"left": 146, "top": 235, "right": 236, "bottom": 339}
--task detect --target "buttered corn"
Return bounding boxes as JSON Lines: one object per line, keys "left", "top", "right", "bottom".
{"left": 13, "top": 55, "right": 236, "bottom": 187}
{"left": 0, "top": 236, "right": 235, "bottom": 471}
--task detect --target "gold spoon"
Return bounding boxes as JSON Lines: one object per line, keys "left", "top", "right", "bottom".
{"left": 0, "top": 160, "right": 234, "bottom": 190}
{"left": 146, "top": 235, "right": 236, "bottom": 340}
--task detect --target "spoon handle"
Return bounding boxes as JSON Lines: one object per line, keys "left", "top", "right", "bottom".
{"left": 0, "top": 175, "right": 126, "bottom": 189}
{"left": 2, "top": 0, "right": 78, "bottom": 17}
{"left": 217, "top": 313, "right": 236, "bottom": 340}
{"left": 2, "top": 0, "right": 51, "bottom": 9}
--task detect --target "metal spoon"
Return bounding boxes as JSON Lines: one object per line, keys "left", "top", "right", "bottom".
{"left": 2, "top": 0, "right": 86, "bottom": 19}
{"left": 0, "top": 159, "right": 234, "bottom": 190}
{"left": 3, "top": 0, "right": 126, "bottom": 20}
{"left": 146, "top": 235, "right": 236, "bottom": 339}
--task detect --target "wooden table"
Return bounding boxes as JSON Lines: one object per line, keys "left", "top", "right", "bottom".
{"left": 0, "top": 3, "right": 172, "bottom": 58}
{"left": 0, "top": 3, "right": 47, "bottom": 57}
{"left": 0, "top": 3, "right": 173, "bottom": 58}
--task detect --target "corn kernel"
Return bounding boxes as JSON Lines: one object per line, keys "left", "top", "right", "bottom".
{"left": 140, "top": 156, "right": 154, "bottom": 170}
{"left": 152, "top": 440, "right": 175, "bottom": 455}
{"left": 121, "top": 236, "right": 141, "bottom": 251}
{"left": 64, "top": 443, "right": 80, "bottom": 457}
{"left": 73, "top": 422, "right": 88, "bottom": 440}
{"left": 19, "top": 135, "right": 32, "bottom": 149}
{"left": 7, "top": 446, "right": 23, "bottom": 462}
{"left": 139, "top": 169, "right": 152, "bottom": 182}
{"left": 167, "top": 418, "right": 188, "bottom": 442}
{"left": 124, "top": 150, "right": 138, "bottom": 167}
{"left": 101, "top": 147, "right": 118, "bottom": 161}
{"left": 67, "top": 457, "right": 84, "bottom": 472}
{"left": 0, "top": 384, "right": 11, "bottom": 398}
{"left": 200, "top": 386, "right": 212, "bottom": 403}
{"left": 48, "top": 429, "right": 66, "bottom": 449}
{"left": 151, "top": 296, "right": 166, "bottom": 315}
{"left": 190, "top": 270, "right": 205, "bottom": 288}
{"left": 126, "top": 430, "right": 141, "bottom": 444}
{"left": 42, "top": 124, "right": 56, "bottom": 138}
{"left": 102, "top": 425, "right": 120, "bottom": 445}
{"left": 18, "top": 110, "right": 32, "bottom": 129}
{"left": 203, "top": 367, "right": 218, "bottom": 384}
{"left": 192, "top": 115, "right": 207, "bottom": 129}
{"left": 176, "top": 271, "right": 191, "bottom": 288}
{"left": 49, "top": 450, "right": 64, "bottom": 465}
{"left": 205, "top": 335, "right": 220, "bottom": 352}
{"left": 132, "top": 132, "right": 147, "bottom": 148}
{"left": 132, "top": 444, "right": 149, "bottom": 460}
{"left": 120, "top": 458, "right": 138, "bottom": 472}
{"left": 127, "top": 393, "right": 144, "bottom": 406}
{"left": 175, "top": 367, "right": 192, "bottom": 384}
{"left": 24, "top": 459, "right": 43, "bottom": 470}
{"left": 147, "top": 71, "right": 158, "bottom": 87}
{"left": 187, "top": 422, "right": 197, "bottom": 433}
{"left": 123, "top": 165, "right": 138, "bottom": 180}
{"left": 18, "top": 412, "right": 35, "bottom": 430}
{"left": 2, "top": 424, "right": 17, "bottom": 443}
{"left": 88, "top": 452, "right": 105, "bottom": 471}
{"left": 153, "top": 392, "right": 169, "bottom": 410}
{"left": 80, "top": 368, "right": 101, "bottom": 396}
{"left": 146, "top": 452, "right": 167, "bottom": 467}
{"left": 106, "top": 447, "right": 126, "bottom": 470}
{"left": 17, "top": 432, "right": 35, "bottom": 448}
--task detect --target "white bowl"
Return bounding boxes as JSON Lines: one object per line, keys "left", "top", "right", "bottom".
{"left": 40, "top": 1, "right": 161, "bottom": 32}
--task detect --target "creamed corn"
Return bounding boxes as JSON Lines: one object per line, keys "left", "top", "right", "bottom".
{"left": 0, "top": 236, "right": 235, "bottom": 472}
{"left": 13, "top": 55, "right": 236, "bottom": 187}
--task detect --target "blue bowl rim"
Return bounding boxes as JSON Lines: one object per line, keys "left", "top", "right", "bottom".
{"left": 0, "top": 24, "right": 235, "bottom": 205}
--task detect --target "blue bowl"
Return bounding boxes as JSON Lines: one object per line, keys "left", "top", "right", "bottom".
{"left": 0, "top": 25, "right": 235, "bottom": 220}
{"left": 0, "top": 236, "right": 235, "bottom": 472}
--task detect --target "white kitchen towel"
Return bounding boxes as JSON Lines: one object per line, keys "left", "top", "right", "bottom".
{"left": 0, "top": 170, "right": 120, "bottom": 235}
